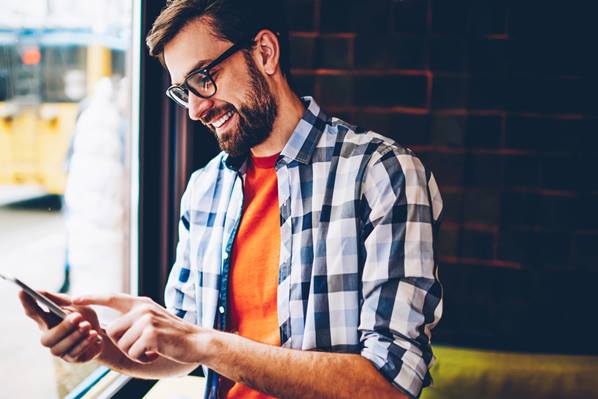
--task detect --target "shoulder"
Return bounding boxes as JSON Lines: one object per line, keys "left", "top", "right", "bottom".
{"left": 321, "top": 116, "right": 426, "bottom": 173}
{"left": 188, "top": 152, "right": 227, "bottom": 179}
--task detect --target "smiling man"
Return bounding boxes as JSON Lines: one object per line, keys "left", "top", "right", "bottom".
{"left": 19, "top": 1, "right": 444, "bottom": 398}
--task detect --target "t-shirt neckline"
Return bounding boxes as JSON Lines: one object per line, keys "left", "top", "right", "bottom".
{"left": 250, "top": 152, "right": 280, "bottom": 169}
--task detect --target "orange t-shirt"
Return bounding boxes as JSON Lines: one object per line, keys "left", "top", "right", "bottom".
{"left": 220, "top": 153, "right": 281, "bottom": 399}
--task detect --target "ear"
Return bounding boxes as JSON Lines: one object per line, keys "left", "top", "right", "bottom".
{"left": 253, "top": 29, "right": 280, "bottom": 76}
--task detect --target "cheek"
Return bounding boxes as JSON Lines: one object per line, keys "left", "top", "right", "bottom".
{"left": 217, "top": 68, "right": 253, "bottom": 106}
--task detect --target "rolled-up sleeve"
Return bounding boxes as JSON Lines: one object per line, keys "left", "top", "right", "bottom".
{"left": 359, "top": 147, "right": 443, "bottom": 398}
{"left": 164, "top": 171, "right": 201, "bottom": 324}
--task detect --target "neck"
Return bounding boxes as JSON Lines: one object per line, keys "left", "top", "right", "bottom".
{"left": 250, "top": 80, "right": 304, "bottom": 158}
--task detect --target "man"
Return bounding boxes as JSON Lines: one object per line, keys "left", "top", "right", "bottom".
{"left": 19, "top": 1, "right": 443, "bottom": 398}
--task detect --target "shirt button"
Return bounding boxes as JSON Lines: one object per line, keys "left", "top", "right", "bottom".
{"left": 218, "top": 306, "right": 225, "bottom": 314}
{"left": 223, "top": 252, "right": 229, "bottom": 260}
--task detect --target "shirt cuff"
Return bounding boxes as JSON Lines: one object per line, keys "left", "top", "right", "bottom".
{"left": 361, "top": 337, "right": 431, "bottom": 398}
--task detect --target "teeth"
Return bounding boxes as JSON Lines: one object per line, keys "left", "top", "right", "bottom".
{"left": 212, "top": 111, "right": 234, "bottom": 128}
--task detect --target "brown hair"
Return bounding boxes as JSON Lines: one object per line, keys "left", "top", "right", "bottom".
{"left": 146, "top": 0, "right": 290, "bottom": 76}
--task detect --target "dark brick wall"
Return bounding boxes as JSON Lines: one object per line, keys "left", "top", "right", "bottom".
{"left": 286, "top": 0, "right": 598, "bottom": 354}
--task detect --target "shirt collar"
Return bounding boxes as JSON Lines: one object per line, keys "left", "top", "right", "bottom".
{"left": 223, "top": 96, "right": 328, "bottom": 171}
{"left": 279, "top": 96, "right": 328, "bottom": 165}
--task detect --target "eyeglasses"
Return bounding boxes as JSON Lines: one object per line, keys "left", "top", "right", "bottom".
{"left": 166, "top": 41, "right": 249, "bottom": 108}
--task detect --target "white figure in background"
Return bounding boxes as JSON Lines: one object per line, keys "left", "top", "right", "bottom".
{"left": 62, "top": 78, "right": 128, "bottom": 314}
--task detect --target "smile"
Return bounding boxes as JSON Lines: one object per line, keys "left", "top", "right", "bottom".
{"left": 212, "top": 111, "right": 234, "bottom": 128}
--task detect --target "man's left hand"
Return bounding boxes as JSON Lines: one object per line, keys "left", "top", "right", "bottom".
{"left": 73, "top": 294, "right": 211, "bottom": 364}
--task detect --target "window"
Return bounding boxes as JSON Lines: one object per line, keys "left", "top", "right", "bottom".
{"left": 0, "top": 1, "right": 136, "bottom": 397}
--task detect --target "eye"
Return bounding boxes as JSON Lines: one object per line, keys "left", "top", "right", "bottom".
{"left": 187, "top": 72, "right": 214, "bottom": 94}
{"left": 201, "top": 75, "right": 214, "bottom": 90}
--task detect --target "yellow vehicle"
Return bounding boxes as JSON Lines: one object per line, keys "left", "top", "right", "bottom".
{"left": 0, "top": 28, "right": 126, "bottom": 195}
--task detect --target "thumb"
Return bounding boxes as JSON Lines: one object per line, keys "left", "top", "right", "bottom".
{"left": 18, "top": 290, "right": 58, "bottom": 328}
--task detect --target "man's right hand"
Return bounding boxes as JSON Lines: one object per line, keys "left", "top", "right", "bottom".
{"left": 18, "top": 290, "right": 104, "bottom": 363}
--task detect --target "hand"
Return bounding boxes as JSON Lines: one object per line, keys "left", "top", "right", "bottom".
{"left": 18, "top": 290, "right": 104, "bottom": 363}
{"left": 73, "top": 294, "right": 210, "bottom": 365}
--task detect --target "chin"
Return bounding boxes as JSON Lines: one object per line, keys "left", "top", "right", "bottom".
{"left": 218, "top": 136, "right": 241, "bottom": 157}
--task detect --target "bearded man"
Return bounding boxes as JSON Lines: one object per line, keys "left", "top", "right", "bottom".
{"left": 19, "top": 1, "right": 444, "bottom": 398}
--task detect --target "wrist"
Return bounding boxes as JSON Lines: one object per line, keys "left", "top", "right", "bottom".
{"left": 97, "top": 335, "right": 126, "bottom": 369}
{"left": 191, "top": 326, "right": 223, "bottom": 365}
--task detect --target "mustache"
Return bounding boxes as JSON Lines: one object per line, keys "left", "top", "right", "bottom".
{"left": 200, "top": 105, "right": 236, "bottom": 125}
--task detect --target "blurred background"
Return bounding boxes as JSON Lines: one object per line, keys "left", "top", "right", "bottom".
{"left": 0, "top": 0, "right": 132, "bottom": 398}
{"left": 0, "top": 0, "right": 597, "bottom": 398}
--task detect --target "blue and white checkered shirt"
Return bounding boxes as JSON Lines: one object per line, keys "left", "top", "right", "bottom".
{"left": 165, "top": 97, "right": 443, "bottom": 398}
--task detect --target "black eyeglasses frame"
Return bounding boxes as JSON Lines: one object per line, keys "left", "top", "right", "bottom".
{"left": 165, "top": 41, "right": 251, "bottom": 107}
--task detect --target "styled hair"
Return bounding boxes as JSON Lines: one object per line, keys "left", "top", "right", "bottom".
{"left": 146, "top": 0, "right": 290, "bottom": 76}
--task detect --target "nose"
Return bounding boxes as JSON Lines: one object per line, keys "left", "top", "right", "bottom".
{"left": 187, "top": 92, "right": 213, "bottom": 121}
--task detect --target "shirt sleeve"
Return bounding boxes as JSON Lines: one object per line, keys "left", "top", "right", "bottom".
{"left": 164, "top": 171, "right": 201, "bottom": 324}
{"left": 359, "top": 146, "right": 443, "bottom": 398}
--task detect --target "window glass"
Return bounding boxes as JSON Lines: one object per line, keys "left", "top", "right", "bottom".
{"left": 0, "top": 0, "right": 134, "bottom": 397}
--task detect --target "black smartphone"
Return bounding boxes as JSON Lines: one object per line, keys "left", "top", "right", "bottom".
{"left": 1, "top": 272, "right": 68, "bottom": 319}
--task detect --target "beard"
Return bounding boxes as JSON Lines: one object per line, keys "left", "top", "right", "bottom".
{"left": 203, "top": 52, "right": 278, "bottom": 158}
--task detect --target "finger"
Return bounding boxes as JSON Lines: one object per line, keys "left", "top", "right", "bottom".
{"left": 114, "top": 315, "right": 149, "bottom": 355}
{"left": 18, "top": 290, "right": 56, "bottom": 328}
{"left": 38, "top": 291, "right": 73, "bottom": 306}
{"left": 67, "top": 330, "right": 102, "bottom": 360}
{"left": 49, "top": 323, "right": 91, "bottom": 357}
{"left": 127, "top": 329, "right": 159, "bottom": 363}
{"left": 61, "top": 304, "right": 101, "bottom": 332}
{"left": 140, "top": 351, "right": 160, "bottom": 363}
{"left": 72, "top": 293, "right": 137, "bottom": 313}
{"left": 84, "top": 332, "right": 105, "bottom": 360}
{"left": 40, "top": 312, "right": 83, "bottom": 348}
{"left": 60, "top": 354, "right": 75, "bottom": 363}
{"left": 104, "top": 306, "right": 149, "bottom": 343}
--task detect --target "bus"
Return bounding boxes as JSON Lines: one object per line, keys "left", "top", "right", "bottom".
{"left": 0, "top": 27, "right": 126, "bottom": 195}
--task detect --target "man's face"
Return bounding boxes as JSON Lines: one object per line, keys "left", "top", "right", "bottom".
{"left": 163, "top": 18, "right": 277, "bottom": 157}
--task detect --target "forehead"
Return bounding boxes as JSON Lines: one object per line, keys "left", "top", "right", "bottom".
{"left": 163, "top": 17, "right": 231, "bottom": 83}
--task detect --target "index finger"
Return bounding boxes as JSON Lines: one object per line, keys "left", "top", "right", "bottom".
{"left": 38, "top": 291, "right": 73, "bottom": 306}
{"left": 72, "top": 293, "right": 137, "bottom": 313}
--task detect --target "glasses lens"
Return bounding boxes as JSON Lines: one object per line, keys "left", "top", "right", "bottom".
{"left": 167, "top": 86, "right": 189, "bottom": 107}
{"left": 187, "top": 72, "right": 216, "bottom": 98}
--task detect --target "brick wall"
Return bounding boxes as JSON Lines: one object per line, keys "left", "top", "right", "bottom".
{"left": 285, "top": 0, "right": 598, "bottom": 354}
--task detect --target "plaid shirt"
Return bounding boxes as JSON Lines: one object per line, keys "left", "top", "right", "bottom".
{"left": 165, "top": 97, "right": 443, "bottom": 398}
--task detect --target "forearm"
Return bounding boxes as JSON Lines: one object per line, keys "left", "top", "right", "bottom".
{"left": 98, "top": 334, "right": 199, "bottom": 379}
{"left": 204, "top": 331, "right": 409, "bottom": 399}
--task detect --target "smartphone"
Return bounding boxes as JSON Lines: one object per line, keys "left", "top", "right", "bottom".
{"left": 0, "top": 272, "right": 68, "bottom": 319}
